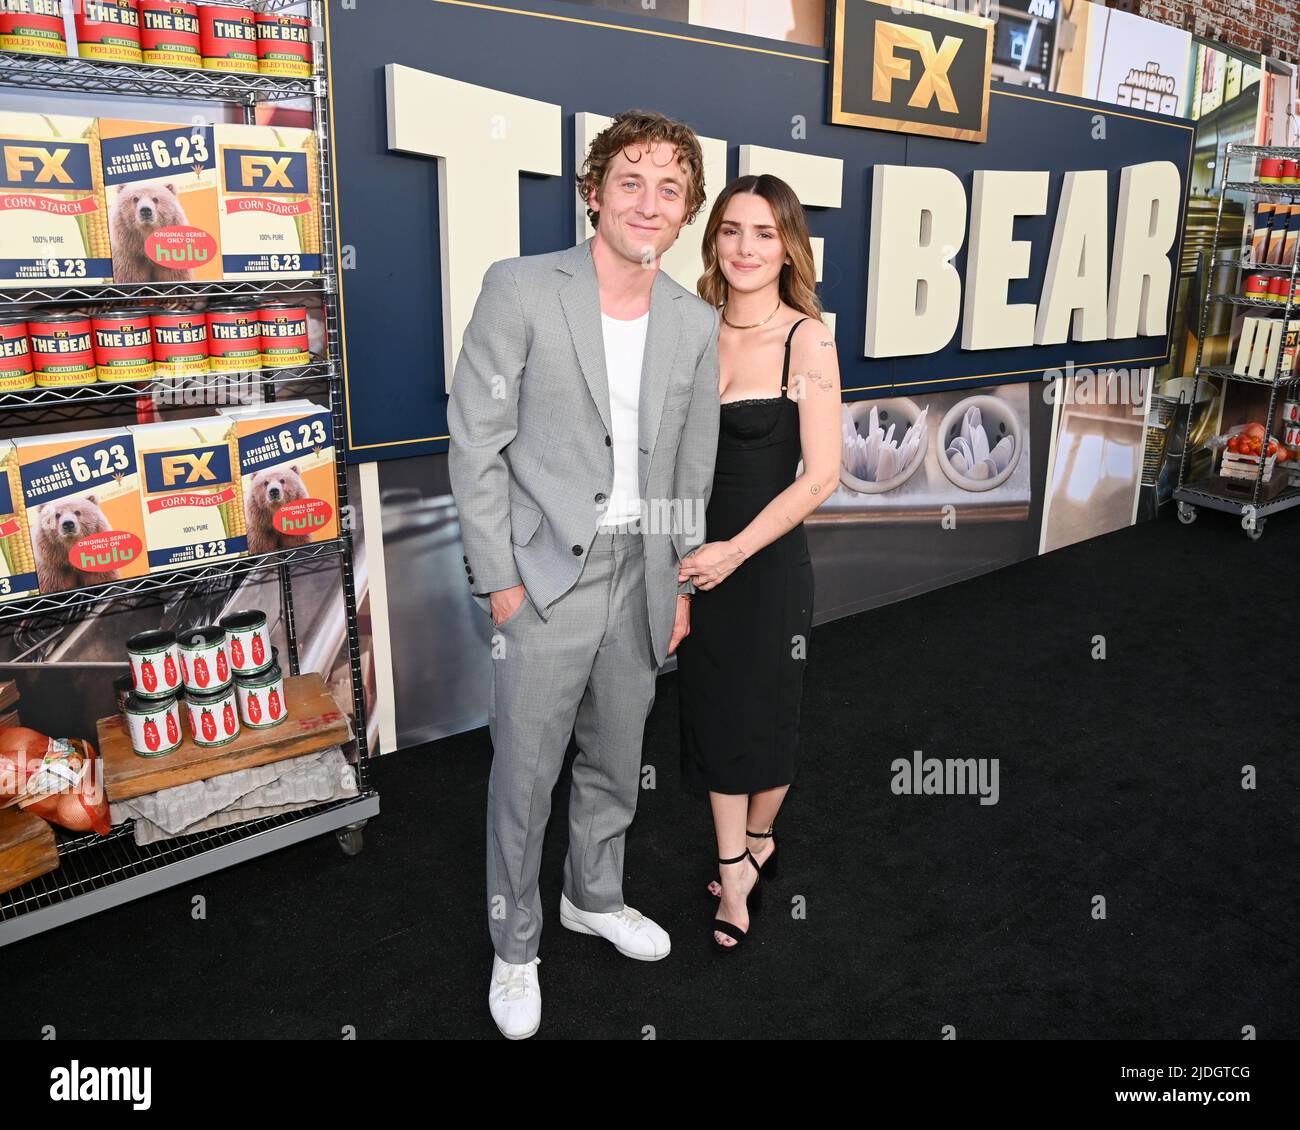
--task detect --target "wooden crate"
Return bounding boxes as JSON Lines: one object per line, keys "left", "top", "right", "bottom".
{"left": 0, "top": 807, "right": 58, "bottom": 895}
{"left": 97, "top": 673, "right": 350, "bottom": 802}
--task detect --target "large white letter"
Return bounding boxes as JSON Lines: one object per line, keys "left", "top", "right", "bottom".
{"left": 1107, "top": 160, "right": 1180, "bottom": 338}
{"left": 386, "top": 64, "right": 561, "bottom": 391}
{"left": 962, "top": 169, "right": 1049, "bottom": 350}
{"left": 1035, "top": 170, "right": 1110, "bottom": 345}
{"left": 865, "top": 165, "right": 966, "bottom": 358}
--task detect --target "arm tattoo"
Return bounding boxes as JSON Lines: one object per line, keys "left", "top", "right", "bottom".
{"left": 806, "top": 367, "right": 834, "bottom": 392}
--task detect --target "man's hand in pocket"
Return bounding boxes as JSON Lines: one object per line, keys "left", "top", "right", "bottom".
{"left": 490, "top": 583, "right": 528, "bottom": 627}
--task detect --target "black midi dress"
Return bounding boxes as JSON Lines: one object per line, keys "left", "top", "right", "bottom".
{"left": 677, "top": 317, "right": 814, "bottom": 795}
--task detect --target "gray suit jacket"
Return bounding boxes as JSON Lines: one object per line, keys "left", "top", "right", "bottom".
{"left": 447, "top": 235, "right": 721, "bottom": 668}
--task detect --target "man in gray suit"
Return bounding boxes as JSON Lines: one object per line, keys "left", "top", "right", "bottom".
{"left": 447, "top": 111, "right": 720, "bottom": 1039}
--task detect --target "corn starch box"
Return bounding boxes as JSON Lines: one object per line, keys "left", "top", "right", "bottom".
{"left": 15, "top": 427, "right": 148, "bottom": 592}
{"left": 218, "top": 400, "right": 337, "bottom": 554}
{"left": 99, "top": 117, "right": 222, "bottom": 284}
{"left": 214, "top": 123, "right": 320, "bottom": 280}
{"left": 0, "top": 440, "right": 39, "bottom": 603}
{"left": 0, "top": 113, "right": 112, "bottom": 288}
{"left": 131, "top": 417, "right": 246, "bottom": 571}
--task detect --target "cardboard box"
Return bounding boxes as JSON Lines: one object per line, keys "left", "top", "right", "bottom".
{"left": 218, "top": 400, "right": 337, "bottom": 554}
{"left": 0, "top": 113, "right": 112, "bottom": 288}
{"left": 15, "top": 427, "right": 148, "bottom": 591}
{"left": 99, "top": 117, "right": 223, "bottom": 284}
{"left": 130, "top": 417, "right": 247, "bottom": 571}
{"left": 214, "top": 123, "right": 320, "bottom": 280}
{"left": 0, "top": 440, "right": 39, "bottom": 603}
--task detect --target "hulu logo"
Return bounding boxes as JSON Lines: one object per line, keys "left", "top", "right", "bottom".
{"left": 153, "top": 247, "right": 211, "bottom": 264}
{"left": 281, "top": 513, "right": 326, "bottom": 532}
{"left": 77, "top": 545, "right": 137, "bottom": 569}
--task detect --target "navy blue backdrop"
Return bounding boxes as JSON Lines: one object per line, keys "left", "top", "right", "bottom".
{"left": 325, "top": 0, "right": 1193, "bottom": 462}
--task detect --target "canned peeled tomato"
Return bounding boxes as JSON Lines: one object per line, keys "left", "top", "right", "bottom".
{"left": 0, "top": 316, "right": 34, "bottom": 392}
{"left": 126, "top": 692, "right": 183, "bottom": 757}
{"left": 74, "top": 0, "right": 143, "bottom": 64}
{"left": 29, "top": 312, "right": 96, "bottom": 388}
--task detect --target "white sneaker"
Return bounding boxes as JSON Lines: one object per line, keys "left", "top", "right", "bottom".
{"left": 488, "top": 954, "right": 541, "bottom": 1040}
{"left": 559, "top": 892, "right": 671, "bottom": 961}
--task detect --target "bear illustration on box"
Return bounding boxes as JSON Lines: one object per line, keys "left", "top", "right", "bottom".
{"left": 110, "top": 182, "right": 194, "bottom": 284}
{"left": 34, "top": 493, "right": 121, "bottom": 592}
{"left": 246, "top": 465, "right": 313, "bottom": 555}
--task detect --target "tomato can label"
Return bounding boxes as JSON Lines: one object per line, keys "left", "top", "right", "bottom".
{"left": 178, "top": 626, "right": 231, "bottom": 692}
{"left": 126, "top": 692, "right": 183, "bottom": 756}
{"left": 138, "top": 0, "right": 199, "bottom": 67}
{"left": 207, "top": 305, "right": 262, "bottom": 372}
{"left": 127, "top": 629, "right": 183, "bottom": 699}
{"left": 1281, "top": 401, "right": 1300, "bottom": 425}
{"left": 92, "top": 308, "right": 154, "bottom": 382}
{"left": 255, "top": 11, "right": 311, "bottom": 78}
{"left": 185, "top": 685, "right": 239, "bottom": 746}
{"left": 1243, "top": 274, "right": 1272, "bottom": 302}
{"left": 75, "top": 0, "right": 142, "bottom": 63}
{"left": 30, "top": 315, "right": 96, "bottom": 387}
{"left": 0, "top": 0, "right": 67, "bottom": 56}
{"left": 0, "top": 319, "right": 33, "bottom": 390}
{"left": 235, "top": 663, "right": 285, "bottom": 728}
{"left": 259, "top": 305, "right": 309, "bottom": 368}
{"left": 219, "top": 609, "right": 272, "bottom": 674}
{"left": 200, "top": 3, "right": 256, "bottom": 72}
{"left": 150, "top": 311, "right": 208, "bottom": 377}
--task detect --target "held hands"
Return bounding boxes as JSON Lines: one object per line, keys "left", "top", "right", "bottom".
{"left": 490, "top": 583, "right": 528, "bottom": 627}
{"left": 677, "top": 540, "right": 746, "bottom": 591}
{"left": 668, "top": 594, "right": 691, "bottom": 655}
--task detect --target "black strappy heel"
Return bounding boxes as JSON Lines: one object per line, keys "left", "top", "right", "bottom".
{"left": 706, "top": 827, "right": 778, "bottom": 900}
{"left": 712, "top": 849, "right": 762, "bottom": 953}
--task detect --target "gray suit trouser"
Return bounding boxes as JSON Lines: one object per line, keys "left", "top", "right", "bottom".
{"left": 486, "top": 529, "right": 657, "bottom": 963}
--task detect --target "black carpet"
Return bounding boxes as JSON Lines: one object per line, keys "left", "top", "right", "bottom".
{"left": 3, "top": 504, "right": 1297, "bottom": 1040}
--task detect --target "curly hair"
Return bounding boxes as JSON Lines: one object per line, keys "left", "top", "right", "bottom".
{"left": 697, "top": 175, "right": 822, "bottom": 320}
{"left": 576, "top": 109, "right": 707, "bottom": 231}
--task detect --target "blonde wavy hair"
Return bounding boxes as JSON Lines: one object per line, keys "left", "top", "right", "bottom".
{"left": 697, "top": 175, "right": 822, "bottom": 319}
{"left": 576, "top": 109, "right": 707, "bottom": 231}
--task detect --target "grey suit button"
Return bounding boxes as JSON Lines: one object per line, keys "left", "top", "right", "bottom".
{"left": 463, "top": 555, "right": 468, "bottom": 563}
{"left": 604, "top": 435, "right": 611, "bottom": 446}
{"left": 572, "top": 545, "right": 583, "bottom": 555}
{"left": 465, "top": 564, "right": 471, "bottom": 573}
{"left": 468, "top": 575, "right": 475, "bottom": 584}
{"left": 594, "top": 492, "right": 606, "bottom": 503}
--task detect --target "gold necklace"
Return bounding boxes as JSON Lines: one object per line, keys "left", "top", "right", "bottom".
{"left": 721, "top": 296, "right": 781, "bottom": 330}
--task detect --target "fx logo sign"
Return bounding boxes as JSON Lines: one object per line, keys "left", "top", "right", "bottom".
{"left": 830, "top": 0, "right": 993, "bottom": 143}
{"left": 160, "top": 452, "right": 217, "bottom": 486}
{"left": 239, "top": 154, "right": 295, "bottom": 189}
{"left": 3, "top": 145, "right": 74, "bottom": 186}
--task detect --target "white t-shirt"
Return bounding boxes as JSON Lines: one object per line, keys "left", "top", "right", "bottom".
{"left": 599, "top": 310, "right": 649, "bottom": 528}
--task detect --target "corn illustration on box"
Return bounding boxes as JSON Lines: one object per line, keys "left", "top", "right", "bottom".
{"left": 15, "top": 427, "right": 149, "bottom": 592}
{"left": 99, "top": 117, "right": 223, "bottom": 284}
{"left": 0, "top": 113, "right": 112, "bottom": 288}
{"left": 214, "top": 123, "right": 321, "bottom": 280}
{"left": 218, "top": 399, "right": 337, "bottom": 554}
{"left": 0, "top": 440, "right": 39, "bottom": 603}
{"left": 130, "top": 417, "right": 247, "bottom": 571}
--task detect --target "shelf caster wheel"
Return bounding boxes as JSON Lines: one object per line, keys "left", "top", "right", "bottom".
{"left": 1176, "top": 502, "right": 1198, "bottom": 525}
{"left": 336, "top": 823, "right": 365, "bottom": 857}
{"left": 1244, "top": 518, "right": 1265, "bottom": 541}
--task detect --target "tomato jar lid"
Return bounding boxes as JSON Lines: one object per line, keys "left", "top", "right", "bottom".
{"left": 127, "top": 629, "right": 176, "bottom": 653}
{"left": 178, "top": 625, "right": 227, "bottom": 650}
{"left": 185, "top": 683, "right": 234, "bottom": 704}
{"left": 235, "top": 661, "right": 282, "bottom": 689}
{"left": 126, "top": 691, "right": 178, "bottom": 714}
{"left": 220, "top": 609, "right": 267, "bottom": 632}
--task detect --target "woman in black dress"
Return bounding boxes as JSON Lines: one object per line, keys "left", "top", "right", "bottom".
{"left": 676, "top": 175, "right": 842, "bottom": 952}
